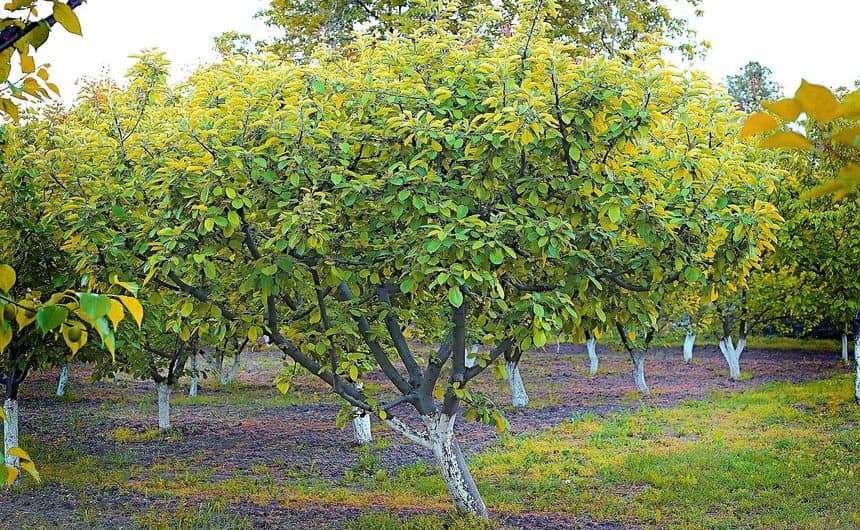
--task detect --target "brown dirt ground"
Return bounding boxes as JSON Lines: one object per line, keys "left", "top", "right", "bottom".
{"left": 0, "top": 343, "right": 848, "bottom": 529}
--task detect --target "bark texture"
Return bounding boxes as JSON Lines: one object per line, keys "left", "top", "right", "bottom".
{"left": 157, "top": 382, "right": 171, "bottom": 432}
{"left": 352, "top": 382, "right": 372, "bottom": 444}
{"left": 586, "top": 337, "right": 598, "bottom": 375}
{"left": 3, "top": 399, "right": 19, "bottom": 471}
{"left": 506, "top": 361, "right": 529, "bottom": 408}
{"left": 465, "top": 344, "right": 479, "bottom": 369}
{"left": 683, "top": 332, "right": 695, "bottom": 363}
{"left": 842, "top": 333, "right": 849, "bottom": 362}
{"left": 423, "top": 412, "right": 488, "bottom": 517}
{"left": 189, "top": 353, "right": 198, "bottom": 397}
{"left": 632, "top": 353, "right": 649, "bottom": 396}
{"left": 719, "top": 336, "right": 745, "bottom": 381}
{"left": 56, "top": 364, "right": 69, "bottom": 397}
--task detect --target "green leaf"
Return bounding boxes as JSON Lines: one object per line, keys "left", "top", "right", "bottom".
{"left": 36, "top": 305, "right": 68, "bottom": 334}
{"left": 448, "top": 286, "right": 464, "bottom": 308}
{"left": 312, "top": 79, "right": 326, "bottom": 94}
{"left": 568, "top": 145, "right": 581, "bottom": 162}
{"left": 399, "top": 278, "right": 414, "bottom": 294}
{"left": 608, "top": 205, "right": 622, "bottom": 223}
{"left": 78, "top": 293, "right": 112, "bottom": 322}
{"left": 180, "top": 301, "right": 194, "bottom": 317}
{"left": 425, "top": 239, "right": 443, "bottom": 254}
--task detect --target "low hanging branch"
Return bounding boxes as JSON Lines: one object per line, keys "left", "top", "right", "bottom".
{"left": 0, "top": 0, "right": 85, "bottom": 54}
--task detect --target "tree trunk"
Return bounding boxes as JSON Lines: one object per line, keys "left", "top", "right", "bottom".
{"left": 56, "top": 364, "right": 69, "bottom": 397}
{"left": 586, "top": 337, "right": 598, "bottom": 375}
{"left": 719, "top": 337, "right": 743, "bottom": 381}
{"left": 352, "top": 382, "right": 372, "bottom": 445}
{"left": 423, "top": 412, "right": 488, "bottom": 517}
{"left": 506, "top": 361, "right": 528, "bottom": 408}
{"left": 3, "top": 398, "right": 19, "bottom": 475}
{"left": 632, "top": 353, "right": 649, "bottom": 396}
{"left": 188, "top": 353, "right": 198, "bottom": 397}
{"left": 465, "top": 344, "right": 478, "bottom": 369}
{"left": 157, "top": 382, "right": 171, "bottom": 432}
{"left": 855, "top": 336, "right": 860, "bottom": 404}
{"left": 224, "top": 352, "right": 241, "bottom": 385}
{"left": 683, "top": 332, "right": 695, "bottom": 363}
{"left": 842, "top": 333, "right": 849, "bottom": 362}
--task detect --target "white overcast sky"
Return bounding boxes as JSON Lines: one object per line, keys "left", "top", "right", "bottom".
{"left": 24, "top": 0, "right": 860, "bottom": 103}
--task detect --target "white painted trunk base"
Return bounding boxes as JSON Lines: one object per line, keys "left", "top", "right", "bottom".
{"left": 842, "top": 334, "right": 849, "bottom": 362}
{"left": 586, "top": 337, "right": 598, "bottom": 375}
{"left": 157, "top": 382, "right": 171, "bottom": 432}
{"left": 4, "top": 399, "right": 19, "bottom": 472}
{"left": 683, "top": 333, "right": 695, "bottom": 363}
{"left": 719, "top": 336, "right": 745, "bottom": 381}
{"left": 352, "top": 382, "right": 372, "bottom": 444}
{"left": 423, "top": 413, "right": 488, "bottom": 517}
{"left": 855, "top": 337, "right": 860, "bottom": 404}
{"left": 56, "top": 364, "right": 69, "bottom": 397}
{"left": 465, "top": 344, "right": 479, "bottom": 369}
{"left": 506, "top": 362, "right": 529, "bottom": 408}
{"left": 632, "top": 354, "right": 649, "bottom": 396}
{"left": 189, "top": 353, "right": 198, "bottom": 397}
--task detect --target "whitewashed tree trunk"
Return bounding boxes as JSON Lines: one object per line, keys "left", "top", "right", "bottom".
{"left": 719, "top": 336, "right": 744, "bottom": 381}
{"left": 423, "top": 412, "right": 488, "bottom": 517}
{"left": 188, "top": 353, "right": 198, "bottom": 397}
{"left": 465, "top": 344, "right": 478, "bottom": 369}
{"left": 556, "top": 339, "right": 561, "bottom": 354}
{"left": 632, "top": 353, "right": 649, "bottom": 396}
{"left": 841, "top": 334, "right": 849, "bottom": 362}
{"left": 56, "top": 364, "right": 69, "bottom": 397}
{"left": 855, "top": 336, "right": 860, "bottom": 404}
{"left": 586, "top": 337, "right": 598, "bottom": 375}
{"left": 157, "top": 382, "right": 171, "bottom": 432}
{"left": 222, "top": 353, "right": 241, "bottom": 385}
{"left": 683, "top": 332, "right": 695, "bottom": 363}
{"left": 352, "top": 382, "right": 372, "bottom": 445}
{"left": 3, "top": 399, "right": 19, "bottom": 475}
{"left": 506, "top": 361, "right": 529, "bottom": 408}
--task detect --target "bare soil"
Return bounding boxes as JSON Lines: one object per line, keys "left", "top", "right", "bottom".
{"left": 1, "top": 344, "right": 847, "bottom": 529}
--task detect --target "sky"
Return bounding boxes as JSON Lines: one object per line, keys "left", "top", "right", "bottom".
{"left": 19, "top": 0, "right": 860, "bottom": 103}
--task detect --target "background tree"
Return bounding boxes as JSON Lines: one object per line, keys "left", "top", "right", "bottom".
{"left": 725, "top": 61, "right": 781, "bottom": 113}
{"left": 258, "top": 0, "right": 706, "bottom": 59}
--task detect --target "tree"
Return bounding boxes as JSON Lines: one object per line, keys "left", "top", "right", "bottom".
{"left": 48, "top": 4, "right": 778, "bottom": 516}
{"left": 742, "top": 80, "right": 860, "bottom": 399}
{"left": 0, "top": 1, "right": 85, "bottom": 119}
{"left": 258, "top": 0, "right": 706, "bottom": 59}
{"left": 725, "top": 61, "right": 781, "bottom": 113}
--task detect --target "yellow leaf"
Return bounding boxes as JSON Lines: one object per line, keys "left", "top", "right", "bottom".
{"left": 53, "top": 1, "right": 82, "bottom": 35}
{"left": 760, "top": 131, "right": 813, "bottom": 150}
{"left": 837, "top": 89, "right": 860, "bottom": 119}
{"left": 117, "top": 296, "right": 143, "bottom": 327}
{"left": 740, "top": 112, "right": 779, "bottom": 138}
{"left": 0, "top": 264, "right": 15, "bottom": 292}
{"left": 0, "top": 408, "right": 4, "bottom": 422}
{"left": 5, "top": 465, "right": 18, "bottom": 486}
{"left": 7, "top": 447, "right": 30, "bottom": 461}
{"left": 833, "top": 126, "right": 860, "bottom": 147}
{"left": 710, "top": 289, "right": 719, "bottom": 302}
{"left": 762, "top": 99, "right": 801, "bottom": 122}
{"left": 627, "top": 331, "right": 636, "bottom": 341}
{"left": 61, "top": 323, "right": 87, "bottom": 355}
{"left": 107, "top": 298, "right": 124, "bottom": 331}
{"left": 20, "top": 54, "right": 34, "bottom": 74}
{"left": 19, "top": 461, "right": 39, "bottom": 482}
{"left": 794, "top": 80, "right": 838, "bottom": 122}
{"left": 15, "top": 299, "right": 36, "bottom": 329}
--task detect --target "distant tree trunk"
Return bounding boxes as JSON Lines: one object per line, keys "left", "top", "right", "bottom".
{"left": 586, "top": 334, "right": 598, "bottom": 375}
{"left": 352, "top": 382, "right": 372, "bottom": 445}
{"left": 683, "top": 331, "right": 695, "bottom": 363}
{"left": 188, "top": 353, "right": 198, "bottom": 397}
{"left": 157, "top": 382, "right": 171, "bottom": 432}
{"left": 3, "top": 398, "right": 18, "bottom": 474}
{"left": 854, "top": 311, "right": 860, "bottom": 403}
{"left": 423, "top": 412, "right": 488, "bottom": 517}
{"left": 719, "top": 317, "right": 746, "bottom": 381}
{"left": 632, "top": 352, "right": 649, "bottom": 396}
{"left": 841, "top": 333, "right": 849, "bottom": 362}
{"left": 506, "top": 361, "right": 528, "bottom": 408}
{"left": 56, "top": 364, "right": 69, "bottom": 397}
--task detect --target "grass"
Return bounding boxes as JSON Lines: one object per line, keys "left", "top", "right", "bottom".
{"left": 9, "top": 373, "right": 858, "bottom": 529}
